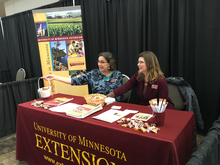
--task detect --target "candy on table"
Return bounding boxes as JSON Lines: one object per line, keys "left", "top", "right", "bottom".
{"left": 133, "top": 122, "right": 140, "bottom": 131}
{"left": 122, "top": 124, "right": 128, "bottom": 128}
{"left": 117, "top": 120, "right": 123, "bottom": 124}
{"left": 128, "top": 122, "right": 133, "bottom": 128}
{"left": 125, "top": 118, "right": 131, "bottom": 123}
{"left": 117, "top": 117, "right": 160, "bottom": 133}
{"left": 31, "top": 100, "right": 50, "bottom": 109}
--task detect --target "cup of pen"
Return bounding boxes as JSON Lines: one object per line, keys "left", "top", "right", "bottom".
{"left": 149, "top": 98, "right": 168, "bottom": 126}
{"left": 152, "top": 111, "right": 165, "bottom": 126}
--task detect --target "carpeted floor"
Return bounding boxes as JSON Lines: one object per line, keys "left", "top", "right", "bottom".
{"left": 0, "top": 134, "right": 29, "bottom": 165}
{"left": 0, "top": 133, "right": 205, "bottom": 165}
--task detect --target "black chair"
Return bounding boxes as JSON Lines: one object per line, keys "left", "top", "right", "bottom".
{"left": 121, "top": 74, "right": 132, "bottom": 103}
{"left": 167, "top": 83, "right": 185, "bottom": 110}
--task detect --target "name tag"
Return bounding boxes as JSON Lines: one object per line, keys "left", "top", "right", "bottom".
{"left": 110, "top": 79, "right": 116, "bottom": 82}
{"left": 152, "top": 85, "right": 158, "bottom": 89}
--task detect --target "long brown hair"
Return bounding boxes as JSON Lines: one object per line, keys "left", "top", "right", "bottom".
{"left": 137, "top": 51, "right": 164, "bottom": 84}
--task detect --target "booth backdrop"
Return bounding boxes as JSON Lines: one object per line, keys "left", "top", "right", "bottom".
{"left": 0, "top": 0, "right": 220, "bottom": 134}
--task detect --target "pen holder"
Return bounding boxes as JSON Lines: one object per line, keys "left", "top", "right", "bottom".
{"left": 152, "top": 111, "right": 165, "bottom": 126}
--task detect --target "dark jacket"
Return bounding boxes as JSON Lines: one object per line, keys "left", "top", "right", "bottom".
{"left": 166, "top": 77, "right": 204, "bottom": 130}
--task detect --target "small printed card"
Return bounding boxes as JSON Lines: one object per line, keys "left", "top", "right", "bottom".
{"left": 131, "top": 113, "right": 153, "bottom": 121}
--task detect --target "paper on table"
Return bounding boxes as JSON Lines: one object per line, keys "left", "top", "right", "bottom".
{"left": 105, "top": 97, "right": 116, "bottom": 104}
{"left": 49, "top": 103, "right": 81, "bottom": 113}
{"left": 123, "top": 109, "right": 139, "bottom": 113}
{"left": 93, "top": 109, "right": 131, "bottom": 123}
{"left": 111, "top": 106, "right": 121, "bottom": 109}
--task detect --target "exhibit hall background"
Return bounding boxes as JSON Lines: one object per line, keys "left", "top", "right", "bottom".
{"left": 0, "top": 0, "right": 220, "bottom": 135}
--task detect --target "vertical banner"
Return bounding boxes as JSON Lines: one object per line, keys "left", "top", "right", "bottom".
{"left": 32, "top": 6, "right": 88, "bottom": 97}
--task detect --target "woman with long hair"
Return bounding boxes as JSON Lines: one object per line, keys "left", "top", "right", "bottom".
{"left": 108, "top": 51, "right": 174, "bottom": 109}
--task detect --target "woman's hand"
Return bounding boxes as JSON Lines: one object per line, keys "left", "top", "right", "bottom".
{"left": 43, "top": 74, "right": 57, "bottom": 81}
{"left": 107, "top": 92, "right": 116, "bottom": 98}
{"left": 43, "top": 74, "right": 71, "bottom": 84}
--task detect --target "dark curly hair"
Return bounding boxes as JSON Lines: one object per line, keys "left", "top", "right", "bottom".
{"left": 98, "top": 52, "right": 116, "bottom": 71}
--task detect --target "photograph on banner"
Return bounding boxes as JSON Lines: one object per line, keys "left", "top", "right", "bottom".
{"left": 68, "top": 57, "right": 86, "bottom": 71}
{"left": 33, "top": 13, "right": 48, "bottom": 38}
{"left": 50, "top": 41, "right": 68, "bottom": 71}
{"left": 67, "top": 39, "right": 85, "bottom": 57}
{"left": 46, "top": 10, "right": 83, "bottom": 37}
{"left": 36, "top": 22, "right": 48, "bottom": 37}
{"left": 69, "top": 70, "right": 87, "bottom": 78}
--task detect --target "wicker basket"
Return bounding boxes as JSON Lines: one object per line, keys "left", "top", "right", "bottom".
{"left": 84, "top": 94, "right": 106, "bottom": 106}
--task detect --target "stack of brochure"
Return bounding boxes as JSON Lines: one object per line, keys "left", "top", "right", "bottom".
{"left": 44, "top": 97, "right": 73, "bottom": 106}
{"left": 66, "top": 104, "right": 103, "bottom": 119}
{"left": 49, "top": 103, "right": 81, "bottom": 113}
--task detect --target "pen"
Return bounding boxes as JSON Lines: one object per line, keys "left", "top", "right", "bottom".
{"left": 106, "top": 101, "right": 116, "bottom": 106}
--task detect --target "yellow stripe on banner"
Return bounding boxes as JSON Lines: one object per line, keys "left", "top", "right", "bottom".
{"left": 38, "top": 42, "right": 56, "bottom": 93}
{"left": 33, "top": 13, "right": 47, "bottom": 23}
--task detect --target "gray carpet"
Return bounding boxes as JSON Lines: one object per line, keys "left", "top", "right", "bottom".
{"left": 0, "top": 134, "right": 30, "bottom": 165}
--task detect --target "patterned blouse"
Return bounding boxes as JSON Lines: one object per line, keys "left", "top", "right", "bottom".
{"left": 71, "top": 69, "right": 123, "bottom": 101}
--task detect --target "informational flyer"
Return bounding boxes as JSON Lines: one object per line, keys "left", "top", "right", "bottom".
{"left": 93, "top": 109, "right": 138, "bottom": 123}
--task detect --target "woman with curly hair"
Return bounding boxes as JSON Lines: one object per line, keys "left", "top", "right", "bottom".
{"left": 44, "top": 52, "right": 123, "bottom": 101}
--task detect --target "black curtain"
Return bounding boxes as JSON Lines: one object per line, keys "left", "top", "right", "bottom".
{"left": 0, "top": 77, "right": 40, "bottom": 138}
{"left": 0, "top": 19, "right": 11, "bottom": 82}
{"left": 77, "top": 0, "right": 220, "bottom": 133}
{"left": 1, "top": 11, "right": 42, "bottom": 81}
{"left": 0, "top": 19, "right": 9, "bottom": 70}
{"left": 193, "top": 1, "right": 220, "bottom": 133}
{"left": 1, "top": 0, "right": 220, "bottom": 134}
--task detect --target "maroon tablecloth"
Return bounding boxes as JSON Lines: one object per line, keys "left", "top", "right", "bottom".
{"left": 16, "top": 93, "right": 195, "bottom": 165}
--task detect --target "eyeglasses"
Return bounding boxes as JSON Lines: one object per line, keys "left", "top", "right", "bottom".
{"left": 97, "top": 60, "right": 108, "bottom": 64}
{"left": 137, "top": 61, "right": 145, "bottom": 64}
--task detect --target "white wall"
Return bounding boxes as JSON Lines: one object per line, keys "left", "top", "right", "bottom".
{"left": 4, "top": 0, "right": 59, "bottom": 16}
{"left": 0, "top": 3, "right": 6, "bottom": 17}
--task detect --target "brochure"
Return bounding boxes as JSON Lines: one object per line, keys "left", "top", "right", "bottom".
{"left": 92, "top": 109, "right": 134, "bottom": 123}
{"left": 131, "top": 113, "right": 153, "bottom": 121}
{"left": 44, "top": 97, "right": 73, "bottom": 106}
{"left": 49, "top": 103, "right": 81, "bottom": 113}
{"left": 66, "top": 104, "right": 103, "bottom": 119}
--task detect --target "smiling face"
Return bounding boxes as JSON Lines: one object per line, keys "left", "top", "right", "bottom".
{"left": 98, "top": 56, "right": 110, "bottom": 73}
{"left": 137, "top": 57, "right": 147, "bottom": 73}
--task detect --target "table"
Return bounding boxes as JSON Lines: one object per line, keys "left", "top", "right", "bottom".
{"left": 16, "top": 93, "right": 195, "bottom": 165}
